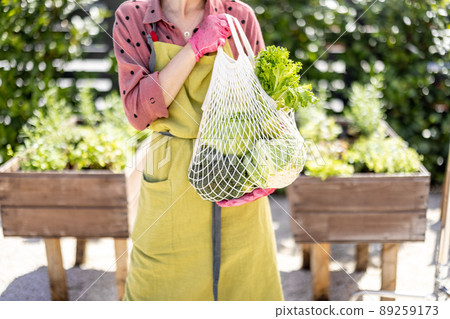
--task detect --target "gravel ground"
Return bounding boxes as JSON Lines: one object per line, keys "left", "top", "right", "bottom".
{"left": 0, "top": 192, "right": 444, "bottom": 301}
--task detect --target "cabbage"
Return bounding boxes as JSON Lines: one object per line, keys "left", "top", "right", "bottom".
{"left": 202, "top": 113, "right": 260, "bottom": 156}
{"left": 244, "top": 137, "right": 305, "bottom": 188}
{"left": 260, "top": 112, "right": 283, "bottom": 138}
{"left": 188, "top": 146, "right": 250, "bottom": 201}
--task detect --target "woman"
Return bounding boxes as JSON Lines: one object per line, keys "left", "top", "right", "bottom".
{"left": 112, "top": 0, "right": 284, "bottom": 301}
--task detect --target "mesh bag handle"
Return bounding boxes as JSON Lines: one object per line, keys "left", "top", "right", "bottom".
{"left": 222, "top": 14, "right": 255, "bottom": 67}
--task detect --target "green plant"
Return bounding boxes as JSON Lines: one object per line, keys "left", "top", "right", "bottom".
{"left": 0, "top": 0, "right": 110, "bottom": 165}
{"left": 304, "top": 156, "right": 355, "bottom": 180}
{"left": 344, "top": 132, "right": 423, "bottom": 174}
{"left": 9, "top": 86, "right": 138, "bottom": 172}
{"left": 297, "top": 89, "right": 342, "bottom": 142}
{"left": 247, "top": 0, "right": 449, "bottom": 183}
{"left": 298, "top": 80, "right": 423, "bottom": 179}
{"left": 344, "top": 79, "right": 384, "bottom": 136}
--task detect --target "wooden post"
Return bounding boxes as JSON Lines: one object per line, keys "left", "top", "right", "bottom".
{"left": 311, "top": 243, "right": 330, "bottom": 301}
{"left": 75, "top": 238, "right": 87, "bottom": 266}
{"left": 44, "top": 238, "right": 68, "bottom": 301}
{"left": 381, "top": 243, "right": 399, "bottom": 301}
{"left": 114, "top": 238, "right": 129, "bottom": 301}
{"left": 355, "top": 244, "right": 369, "bottom": 271}
{"left": 301, "top": 244, "right": 311, "bottom": 270}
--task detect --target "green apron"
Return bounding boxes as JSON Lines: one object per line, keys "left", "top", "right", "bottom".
{"left": 122, "top": 37, "right": 284, "bottom": 301}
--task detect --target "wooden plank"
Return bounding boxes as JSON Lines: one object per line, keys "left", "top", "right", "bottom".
{"left": 381, "top": 243, "right": 399, "bottom": 301}
{"left": 75, "top": 239, "right": 87, "bottom": 266}
{"left": 301, "top": 244, "right": 311, "bottom": 270}
{"left": 124, "top": 135, "right": 153, "bottom": 234}
{"left": 355, "top": 244, "right": 369, "bottom": 271}
{"left": 287, "top": 175, "right": 430, "bottom": 212}
{"left": 125, "top": 164, "right": 143, "bottom": 204}
{"left": 125, "top": 146, "right": 145, "bottom": 234}
{"left": 311, "top": 243, "right": 330, "bottom": 301}
{"left": 0, "top": 171, "right": 127, "bottom": 207}
{"left": 291, "top": 210, "right": 426, "bottom": 242}
{"left": 437, "top": 144, "right": 450, "bottom": 268}
{"left": 114, "top": 238, "right": 129, "bottom": 301}
{"left": 44, "top": 238, "right": 68, "bottom": 301}
{"left": 440, "top": 145, "right": 450, "bottom": 222}
{"left": 1, "top": 207, "right": 129, "bottom": 238}
{"left": 127, "top": 191, "right": 140, "bottom": 235}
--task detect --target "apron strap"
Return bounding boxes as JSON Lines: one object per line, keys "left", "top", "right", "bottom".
{"left": 212, "top": 202, "right": 221, "bottom": 301}
{"left": 146, "top": 23, "right": 157, "bottom": 73}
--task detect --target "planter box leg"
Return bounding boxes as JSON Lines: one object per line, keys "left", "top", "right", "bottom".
{"left": 75, "top": 238, "right": 87, "bottom": 266}
{"left": 381, "top": 243, "right": 399, "bottom": 301}
{"left": 355, "top": 244, "right": 369, "bottom": 271}
{"left": 301, "top": 244, "right": 311, "bottom": 270}
{"left": 311, "top": 243, "right": 330, "bottom": 301}
{"left": 114, "top": 238, "right": 129, "bottom": 301}
{"left": 44, "top": 238, "right": 68, "bottom": 301}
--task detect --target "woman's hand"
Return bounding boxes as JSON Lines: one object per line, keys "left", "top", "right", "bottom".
{"left": 216, "top": 188, "right": 276, "bottom": 207}
{"left": 188, "top": 14, "right": 231, "bottom": 62}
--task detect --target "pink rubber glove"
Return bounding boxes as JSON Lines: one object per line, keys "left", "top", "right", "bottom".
{"left": 216, "top": 188, "right": 276, "bottom": 208}
{"left": 188, "top": 14, "right": 231, "bottom": 62}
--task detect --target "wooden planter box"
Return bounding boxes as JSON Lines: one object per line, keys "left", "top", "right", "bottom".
{"left": 287, "top": 169, "right": 430, "bottom": 243}
{"left": 286, "top": 121, "right": 431, "bottom": 300}
{"left": 0, "top": 136, "right": 150, "bottom": 300}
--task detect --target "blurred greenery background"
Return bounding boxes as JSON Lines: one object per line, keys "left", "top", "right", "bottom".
{"left": 0, "top": 0, "right": 449, "bottom": 183}
{"left": 247, "top": 0, "right": 449, "bottom": 183}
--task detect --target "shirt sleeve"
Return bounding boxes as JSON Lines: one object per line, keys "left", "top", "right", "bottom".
{"left": 112, "top": 5, "right": 168, "bottom": 131}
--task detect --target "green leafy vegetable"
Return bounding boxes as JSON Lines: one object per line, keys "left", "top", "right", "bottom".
{"left": 255, "top": 45, "right": 318, "bottom": 112}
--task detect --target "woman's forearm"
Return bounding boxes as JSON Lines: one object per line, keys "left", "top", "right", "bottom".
{"left": 158, "top": 43, "right": 197, "bottom": 107}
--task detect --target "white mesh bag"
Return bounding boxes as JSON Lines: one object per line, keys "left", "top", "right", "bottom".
{"left": 188, "top": 14, "right": 307, "bottom": 202}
